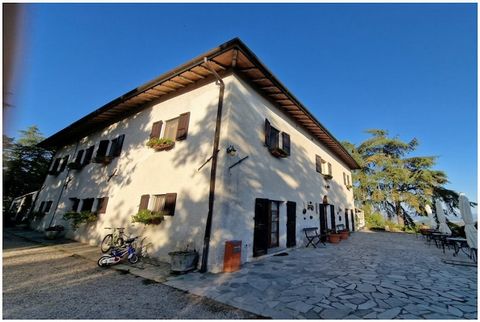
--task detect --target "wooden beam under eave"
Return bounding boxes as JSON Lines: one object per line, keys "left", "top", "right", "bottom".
{"left": 240, "top": 67, "right": 258, "bottom": 73}
{"left": 148, "top": 88, "right": 168, "bottom": 95}
{"left": 252, "top": 77, "right": 267, "bottom": 82}
{"left": 167, "top": 79, "right": 186, "bottom": 88}
{"left": 183, "top": 70, "right": 205, "bottom": 80}
{"left": 175, "top": 75, "right": 195, "bottom": 84}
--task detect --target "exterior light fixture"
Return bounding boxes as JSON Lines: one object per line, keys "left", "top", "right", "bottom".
{"left": 226, "top": 145, "right": 237, "bottom": 156}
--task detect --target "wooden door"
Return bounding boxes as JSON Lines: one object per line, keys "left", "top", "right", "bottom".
{"left": 330, "top": 205, "right": 336, "bottom": 232}
{"left": 253, "top": 198, "right": 269, "bottom": 257}
{"left": 286, "top": 201, "right": 296, "bottom": 248}
{"left": 351, "top": 209, "right": 355, "bottom": 231}
{"left": 345, "top": 209, "right": 350, "bottom": 231}
{"left": 319, "top": 204, "right": 328, "bottom": 242}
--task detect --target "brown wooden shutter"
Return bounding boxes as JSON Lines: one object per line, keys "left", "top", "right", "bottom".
{"left": 75, "top": 150, "right": 84, "bottom": 164}
{"left": 45, "top": 201, "right": 53, "bottom": 212}
{"left": 39, "top": 201, "right": 46, "bottom": 213}
{"left": 176, "top": 112, "right": 190, "bottom": 141}
{"left": 83, "top": 146, "right": 94, "bottom": 165}
{"left": 139, "top": 194, "right": 150, "bottom": 211}
{"left": 282, "top": 132, "right": 290, "bottom": 155}
{"left": 71, "top": 198, "right": 80, "bottom": 212}
{"left": 264, "top": 119, "right": 271, "bottom": 147}
{"left": 328, "top": 162, "right": 332, "bottom": 175}
{"left": 97, "top": 197, "right": 109, "bottom": 214}
{"left": 164, "top": 193, "right": 177, "bottom": 216}
{"left": 150, "top": 121, "right": 163, "bottom": 139}
{"left": 315, "top": 155, "right": 322, "bottom": 173}
{"left": 59, "top": 156, "right": 69, "bottom": 172}
{"left": 343, "top": 172, "right": 346, "bottom": 185}
{"left": 112, "top": 134, "right": 125, "bottom": 157}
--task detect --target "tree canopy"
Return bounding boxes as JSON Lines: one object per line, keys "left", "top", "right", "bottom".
{"left": 343, "top": 129, "right": 464, "bottom": 226}
{"left": 3, "top": 126, "right": 52, "bottom": 209}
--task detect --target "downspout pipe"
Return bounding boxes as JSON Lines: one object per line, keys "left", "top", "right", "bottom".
{"left": 200, "top": 57, "right": 225, "bottom": 273}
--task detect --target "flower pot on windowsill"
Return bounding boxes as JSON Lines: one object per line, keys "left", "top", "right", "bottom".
{"left": 146, "top": 138, "right": 175, "bottom": 152}
{"left": 131, "top": 209, "right": 166, "bottom": 225}
{"left": 168, "top": 250, "right": 199, "bottom": 273}
{"left": 269, "top": 147, "right": 288, "bottom": 158}
{"left": 327, "top": 233, "right": 341, "bottom": 244}
{"left": 152, "top": 142, "right": 175, "bottom": 151}
{"left": 67, "top": 162, "right": 83, "bottom": 170}
{"left": 323, "top": 174, "right": 333, "bottom": 180}
{"left": 93, "top": 156, "right": 112, "bottom": 165}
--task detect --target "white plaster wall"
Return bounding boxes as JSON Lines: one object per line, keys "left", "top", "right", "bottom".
{"left": 207, "top": 74, "right": 355, "bottom": 271}
{"left": 33, "top": 79, "right": 225, "bottom": 263}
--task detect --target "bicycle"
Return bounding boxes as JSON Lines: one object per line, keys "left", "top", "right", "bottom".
{"left": 100, "top": 227, "right": 127, "bottom": 253}
{"left": 97, "top": 237, "right": 139, "bottom": 267}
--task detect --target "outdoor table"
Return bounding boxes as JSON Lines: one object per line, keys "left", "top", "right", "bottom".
{"left": 446, "top": 237, "right": 474, "bottom": 261}
{"left": 421, "top": 229, "right": 439, "bottom": 245}
{"left": 431, "top": 232, "right": 450, "bottom": 253}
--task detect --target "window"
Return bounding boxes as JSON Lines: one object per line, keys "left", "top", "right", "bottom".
{"left": 164, "top": 117, "right": 179, "bottom": 140}
{"left": 81, "top": 198, "right": 95, "bottom": 212}
{"left": 107, "top": 135, "right": 125, "bottom": 158}
{"left": 96, "top": 197, "right": 109, "bottom": 214}
{"left": 138, "top": 193, "right": 177, "bottom": 216}
{"left": 70, "top": 198, "right": 80, "bottom": 212}
{"left": 38, "top": 201, "right": 46, "bottom": 212}
{"left": 96, "top": 140, "right": 110, "bottom": 159}
{"left": 264, "top": 119, "right": 290, "bottom": 158}
{"left": 269, "top": 201, "right": 280, "bottom": 247}
{"left": 48, "top": 158, "right": 61, "bottom": 175}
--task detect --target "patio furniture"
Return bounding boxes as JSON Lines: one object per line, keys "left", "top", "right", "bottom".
{"left": 447, "top": 237, "right": 476, "bottom": 263}
{"left": 303, "top": 227, "right": 324, "bottom": 248}
{"left": 431, "top": 232, "right": 450, "bottom": 253}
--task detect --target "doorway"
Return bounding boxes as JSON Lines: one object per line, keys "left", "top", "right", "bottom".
{"left": 286, "top": 201, "right": 296, "bottom": 248}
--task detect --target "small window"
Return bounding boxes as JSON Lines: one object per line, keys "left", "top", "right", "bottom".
{"left": 151, "top": 195, "right": 166, "bottom": 212}
{"left": 81, "top": 198, "right": 95, "bottom": 212}
{"left": 38, "top": 201, "right": 46, "bottom": 212}
{"left": 163, "top": 117, "right": 179, "bottom": 140}
{"left": 108, "top": 134, "right": 125, "bottom": 158}
{"left": 96, "top": 140, "right": 110, "bottom": 158}
{"left": 59, "top": 156, "right": 69, "bottom": 172}
{"left": 264, "top": 119, "right": 290, "bottom": 158}
{"left": 49, "top": 158, "right": 61, "bottom": 174}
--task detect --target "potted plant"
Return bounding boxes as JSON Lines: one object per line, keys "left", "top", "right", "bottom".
{"left": 327, "top": 230, "right": 341, "bottom": 244}
{"left": 168, "top": 246, "right": 199, "bottom": 273}
{"left": 93, "top": 155, "right": 112, "bottom": 165}
{"left": 45, "top": 225, "right": 65, "bottom": 239}
{"left": 146, "top": 138, "right": 175, "bottom": 151}
{"left": 63, "top": 211, "right": 98, "bottom": 230}
{"left": 346, "top": 184, "right": 353, "bottom": 190}
{"left": 131, "top": 209, "right": 166, "bottom": 225}
{"left": 339, "top": 229, "right": 349, "bottom": 240}
{"left": 67, "top": 161, "right": 83, "bottom": 170}
{"left": 269, "top": 147, "right": 288, "bottom": 158}
{"left": 323, "top": 174, "right": 333, "bottom": 180}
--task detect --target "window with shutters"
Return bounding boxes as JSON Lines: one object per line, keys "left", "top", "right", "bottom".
{"left": 138, "top": 193, "right": 177, "bottom": 216}
{"left": 83, "top": 146, "right": 94, "bottom": 165}
{"left": 107, "top": 134, "right": 125, "bottom": 158}
{"left": 38, "top": 201, "right": 46, "bottom": 212}
{"left": 147, "top": 113, "right": 190, "bottom": 151}
{"left": 48, "top": 158, "right": 61, "bottom": 175}
{"left": 164, "top": 117, "right": 179, "bottom": 140}
{"left": 59, "top": 156, "right": 69, "bottom": 173}
{"left": 316, "top": 155, "right": 333, "bottom": 179}
{"left": 264, "top": 119, "right": 290, "bottom": 158}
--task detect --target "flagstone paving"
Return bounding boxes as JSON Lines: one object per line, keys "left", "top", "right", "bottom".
{"left": 165, "top": 230, "right": 477, "bottom": 319}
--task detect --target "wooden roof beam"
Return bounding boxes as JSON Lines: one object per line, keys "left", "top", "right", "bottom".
{"left": 185, "top": 70, "right": 205, "bottom": 79}
{"left": 176, "top": 75, "right": 195, "bottom": 84}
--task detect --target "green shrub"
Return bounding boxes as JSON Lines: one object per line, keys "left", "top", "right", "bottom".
{"left": 132, "top": 209, "right": 165, "bottom": 225}
{"left": 63, "top": 211, "right": 98, "bottom": 229}
{"left": 146, "top": 138, "right": 174, "bottom": 148}
{"left": 365, "top": 212, "right": 386, "bottom": 229}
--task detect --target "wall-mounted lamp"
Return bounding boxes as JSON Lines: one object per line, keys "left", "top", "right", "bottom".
{"left": 226, "top": 145, "right": 237, "bottom": 156}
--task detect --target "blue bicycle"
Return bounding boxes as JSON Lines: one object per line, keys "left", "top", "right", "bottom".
{"left": 97, "top": 237, "right": 139, "bottom": 267}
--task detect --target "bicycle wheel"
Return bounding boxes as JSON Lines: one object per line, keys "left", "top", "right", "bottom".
{"left": 100, "top": 234, "right": 113, "bottom": 253}
{"left": 98, "top": 255, "right": 112, "bottom": 267}
{"left": 128, "top": 253, "right": 139, "bottom": 264}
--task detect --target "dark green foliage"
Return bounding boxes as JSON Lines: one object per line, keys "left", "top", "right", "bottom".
{"left": 343, "top": 129, "right": 462, "bottom": 227}
{"left": 63, "top": 211, "right": 98, "bottom": 229}
{"left": 3, "top": 126, "right": 53, "bottom": 209}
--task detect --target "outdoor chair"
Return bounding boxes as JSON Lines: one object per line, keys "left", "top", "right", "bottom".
{"left": 303, "top": 227, "right": 325, "bottom": 248}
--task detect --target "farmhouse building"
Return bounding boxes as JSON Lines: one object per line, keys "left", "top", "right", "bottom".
{"left": 33, "top": 38, "right": 360, "bottom": 272}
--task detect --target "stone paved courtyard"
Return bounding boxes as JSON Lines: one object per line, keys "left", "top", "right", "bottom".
{"left": 165, "top": 230, "right": 477, "bottom": 319}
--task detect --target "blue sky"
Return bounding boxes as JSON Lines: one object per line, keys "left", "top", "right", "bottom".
{"left": 7, "top": 3, "right": 477, "bottom": 202}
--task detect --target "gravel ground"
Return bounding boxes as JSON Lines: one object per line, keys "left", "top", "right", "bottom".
{"left": 3, "top": 233, "right": 260, "bottom": 319}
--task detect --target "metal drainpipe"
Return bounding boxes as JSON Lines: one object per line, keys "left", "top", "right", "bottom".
{"left": 47, "top": 141, "right": 79, "bottom": 227}
{"left": 199, "top": 57, "right": 225, "bottom": 273}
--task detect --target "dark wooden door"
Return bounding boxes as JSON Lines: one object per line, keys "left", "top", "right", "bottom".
{"left": 286, "top": 201, "right": 296, "bottom": 248}
{"left": 319, "top": 204, "right": 328, "bottom": 242}
{"left": 330, "top": 205, "right": 336, "bottom": 232}
{"left": 253, "top": 198, "right": 269, "bottom": 257}
{"left": 351, "top": 209, "right": 355, "bottom": 232}
{"left": 345, "top": 209, "right": 350, "bottom": 231}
